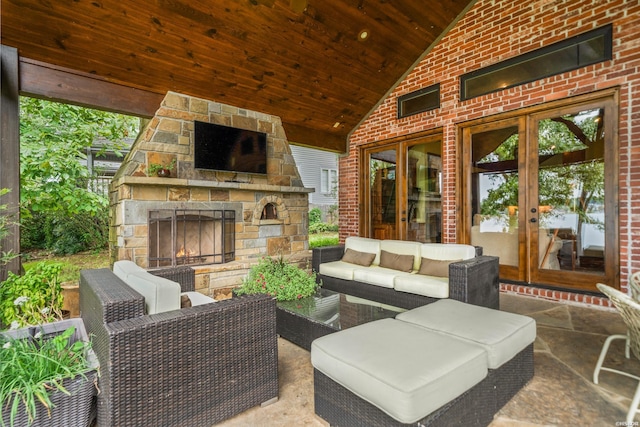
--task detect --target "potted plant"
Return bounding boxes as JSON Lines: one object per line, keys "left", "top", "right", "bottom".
{"left": 235, "top": 256, "right": 319, "bottom": 302}
{"left": 0, "top": 262, "right": 65, "bottom": 331}
{"left": 147, "top": 158, "right": 176, "bottom": 177}
{"left": 1, "top": 319, "right": 98, "bottom": 427}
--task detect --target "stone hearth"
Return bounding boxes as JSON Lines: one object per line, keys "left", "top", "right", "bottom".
{"left": 109, "top": 92, "right": 313, "bottom": 299}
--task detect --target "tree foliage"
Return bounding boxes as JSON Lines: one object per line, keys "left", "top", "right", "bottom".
{"left": 478, "top": 109, "right": 604, "bottom": 231}
{"left": 19, "top": 98, "right": 138, "bottom": 216}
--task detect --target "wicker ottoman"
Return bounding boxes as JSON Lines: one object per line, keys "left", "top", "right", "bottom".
{"left": 311, "top": 318, "right": 491, "bottom": 425}
{"left": 311, "top": 301, "right": 535, "bottom": 426}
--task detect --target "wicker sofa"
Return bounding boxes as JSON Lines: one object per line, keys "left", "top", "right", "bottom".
{"left": 312, "top": 237, "right": 500, "bottom": 310}
{"left": 79, "top": 267, "right": 278, "bottom": 427}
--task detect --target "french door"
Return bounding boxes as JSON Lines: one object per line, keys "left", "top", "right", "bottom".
{"left": 362, "top": 133, "right": 442, "bottom": 242}
{"left": 462, "top": 92, "right": 618, "bottom": 291}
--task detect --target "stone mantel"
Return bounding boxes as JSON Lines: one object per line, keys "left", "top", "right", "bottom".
{"left": 116, "top": 176, "right": 314, "bottom": 194}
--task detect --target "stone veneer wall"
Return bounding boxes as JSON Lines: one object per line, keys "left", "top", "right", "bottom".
{"left": 109, "top": 92, "right": 312, "bottom": 299}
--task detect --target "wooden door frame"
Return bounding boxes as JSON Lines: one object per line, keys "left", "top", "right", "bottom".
{"left": 360, "top": 129, "right": 442, "bottom": 240}
{"left": 458, "top": 88, "right": 619, "bottom": 291}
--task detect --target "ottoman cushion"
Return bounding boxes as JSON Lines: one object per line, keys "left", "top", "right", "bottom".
{"left": 396, "top": 299, "right": 536, "bottom": 369}
{"left": 311, "top": 318, "right": 488, "bottom": 424}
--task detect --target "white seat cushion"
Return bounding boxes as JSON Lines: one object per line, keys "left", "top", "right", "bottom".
{"left": 311, "top": 318, "right": 488, "bottom": 424}
{"left": 181, "top": 291, "right": 216, "bottom": 306}
{"left": 394, "top": 273, "right": 449, "bottom": 298}
{"left": 319, "top": 260, "right": 360, "bottom": 280}
{"left": 352, "top": 266, "right": 398, "bottom": 288}
{"left": 125, "top": 272, "right": 181, "bottom": 315}
{"left": 396, "top": 299, "right": 536, "bottom": 369}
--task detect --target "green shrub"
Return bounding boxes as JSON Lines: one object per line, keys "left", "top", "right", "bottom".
{"left": 21, "top": 207, "right": 109, "bottom": 255}
{"left": 309, "top": 208, "right": 322, "bottom": 225}
{"left": 309, "top": 234, "right": 339, "bottom": 248}
{"left": 0, "top": 262, "right": 64, "bottom": 329}
{"left": 309, "top": 222, "right": 339, "bottom": 234}
{"left": 235, "top": 256, "right": 319, "bottom": 301}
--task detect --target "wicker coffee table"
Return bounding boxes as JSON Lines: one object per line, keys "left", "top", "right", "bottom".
{"left": 276, "top": 288, "right": 406, "bottom": 350}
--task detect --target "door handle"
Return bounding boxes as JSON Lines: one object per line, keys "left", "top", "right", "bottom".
{"left": 530, "top": 218, "right": 537, "bottom": 223}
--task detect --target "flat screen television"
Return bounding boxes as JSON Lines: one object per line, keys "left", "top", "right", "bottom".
{"left": 194, "top": 121, "right": 268, "bottom": 174}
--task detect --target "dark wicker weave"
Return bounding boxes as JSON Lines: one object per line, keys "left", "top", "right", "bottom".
{"left": 276, "top": 303, "right": 338, "bottom": 350}
{"left": 79, "top": 268, "right": 278, "bottom": 427}
{"left": 312, "top": 245, "right": 500, "bottom": 310}
{"left": 148, "top": 266, "right": 195, "bottom": 292}
{"left": 314, "top": 344, "right": 534, "bottom": 426}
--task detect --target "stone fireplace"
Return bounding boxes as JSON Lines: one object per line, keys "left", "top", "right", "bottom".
{"left": 109, "top": 92, "right": 313, "bottom": 299}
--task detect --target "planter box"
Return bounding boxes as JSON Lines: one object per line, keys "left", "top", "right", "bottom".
{"left": 1, "top": 318, "right": 99, "bottom": 427}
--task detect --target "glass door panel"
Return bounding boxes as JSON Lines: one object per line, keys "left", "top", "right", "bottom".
{"left": 534, "top": 107, "right": 605, "bottom": 277}
{"left": 369, "top": 148, "right": 398, "bottom": 240}
{"left": 406, "top": 140, "right": 442, "bottom": 242}
{"left": 469, "top": 121, "right": 523, "bottom": 280}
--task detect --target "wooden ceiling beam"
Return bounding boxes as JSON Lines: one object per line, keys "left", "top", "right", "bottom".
{"left": 19, "top": 58, "right": 164, "bottom": 118}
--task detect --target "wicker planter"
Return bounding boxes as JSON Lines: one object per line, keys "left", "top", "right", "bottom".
{"left": 1, "top": 319, "right": 99, "bottom": 427}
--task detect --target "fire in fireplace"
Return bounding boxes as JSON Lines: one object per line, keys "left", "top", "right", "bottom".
{"left": 148, "top": 209, "right": 235, "bottom": 268}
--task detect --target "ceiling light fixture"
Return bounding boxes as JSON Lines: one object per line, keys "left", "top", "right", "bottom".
{"left": 358, "top": 29, "right": 369, "bottom": 42}
{"left": 333, "top": 122, "right": 341, "bottom": 128}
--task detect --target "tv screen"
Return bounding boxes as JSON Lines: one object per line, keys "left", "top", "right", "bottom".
{"left": 194, "top": 121, "right": 267, "bottom": 174}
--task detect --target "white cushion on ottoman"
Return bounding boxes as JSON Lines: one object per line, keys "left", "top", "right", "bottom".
{"left": 311, "top": 318, "right": 488, "bottom": 424}
{"left": 396, "top": 299, "right": 536, "bottom": 369}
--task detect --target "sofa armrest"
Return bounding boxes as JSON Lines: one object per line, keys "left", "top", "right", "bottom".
{"left": 80, "top": 268, "right": 145, "bottom": 325}
{"left": 149, "top": 266, "right": 195, "bottom": 292}
{"left": 312, "top": 245, "right": 345, "bottom": 274}
{"left": 449, "top": 256, "right": 500, "bottom": 309}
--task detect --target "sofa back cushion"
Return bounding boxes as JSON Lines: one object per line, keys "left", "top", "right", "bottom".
{"left": 113, "top": 260, "right": 144, "bottom": 281}
{"left": 113, "top": 260, "right": 181, "bottom": 315}
{"left": 345, "top": 237, "right": 381, "bottom": 265}
{"left": 380, "top": 240, "right": 422, "bottom": 271}
{"left": 125, "top": 272, "right": 181, "bottom": 314}
{"left": 420, "top": 243, "right": 476, "bottom": 261}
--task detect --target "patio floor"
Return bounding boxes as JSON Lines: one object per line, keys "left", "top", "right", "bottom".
{"left": 218, "top": 292, "right": 640, "bottom": 426}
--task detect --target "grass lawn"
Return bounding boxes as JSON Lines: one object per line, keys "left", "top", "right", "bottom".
{"left": 22, "top": 249, "right": 111, "bottom": 284}
{"left": 20, "top": 232, "right": 338, "bottom": 285}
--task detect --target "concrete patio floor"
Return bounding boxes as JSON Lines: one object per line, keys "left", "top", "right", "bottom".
{"left": 219, "top": 292, "right": 640, "bottom": 426}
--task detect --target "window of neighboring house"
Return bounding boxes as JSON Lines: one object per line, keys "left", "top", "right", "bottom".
{"left": 321, "top": 169, "right": 337, "bottom": 194}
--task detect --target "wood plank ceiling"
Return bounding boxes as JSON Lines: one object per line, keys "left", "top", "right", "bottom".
{"left": 1, "top": 0, "right": 473, "bottom": 152}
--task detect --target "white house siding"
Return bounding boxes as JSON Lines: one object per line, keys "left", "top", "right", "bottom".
{"left": 290, "top": 145, "right": 338, "bottom": 208}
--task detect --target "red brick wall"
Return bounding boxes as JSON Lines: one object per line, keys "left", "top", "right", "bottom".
{"left": 342, "top": 0, "right": 640, "bottom": 305}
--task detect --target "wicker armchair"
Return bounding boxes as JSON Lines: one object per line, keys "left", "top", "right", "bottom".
{"left": 80, "top": 267, "right": 278, "bottom": 427}
{"left": 593, "top": 283, "right": 640, "bottom": 424}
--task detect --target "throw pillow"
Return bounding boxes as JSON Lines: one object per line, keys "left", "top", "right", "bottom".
{"left": 342, "top": 248, "right": 376, "bottom": 266}
{"left": 379, "top": 250, "right": 415, "bottom": 272}
{"left": 180, "top": 294, "right": 192, "bottom": 308}
{"left": 418, "top": 257, "right": 462, "bottom": 278}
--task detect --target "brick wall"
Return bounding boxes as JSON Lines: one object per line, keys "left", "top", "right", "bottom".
{"left": 343, "top": 0, "right": 640, "bottom": 306}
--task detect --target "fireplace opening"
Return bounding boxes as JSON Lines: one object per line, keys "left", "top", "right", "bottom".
{"left": 148, "top": 209, "right": 235, "bottom": 268}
